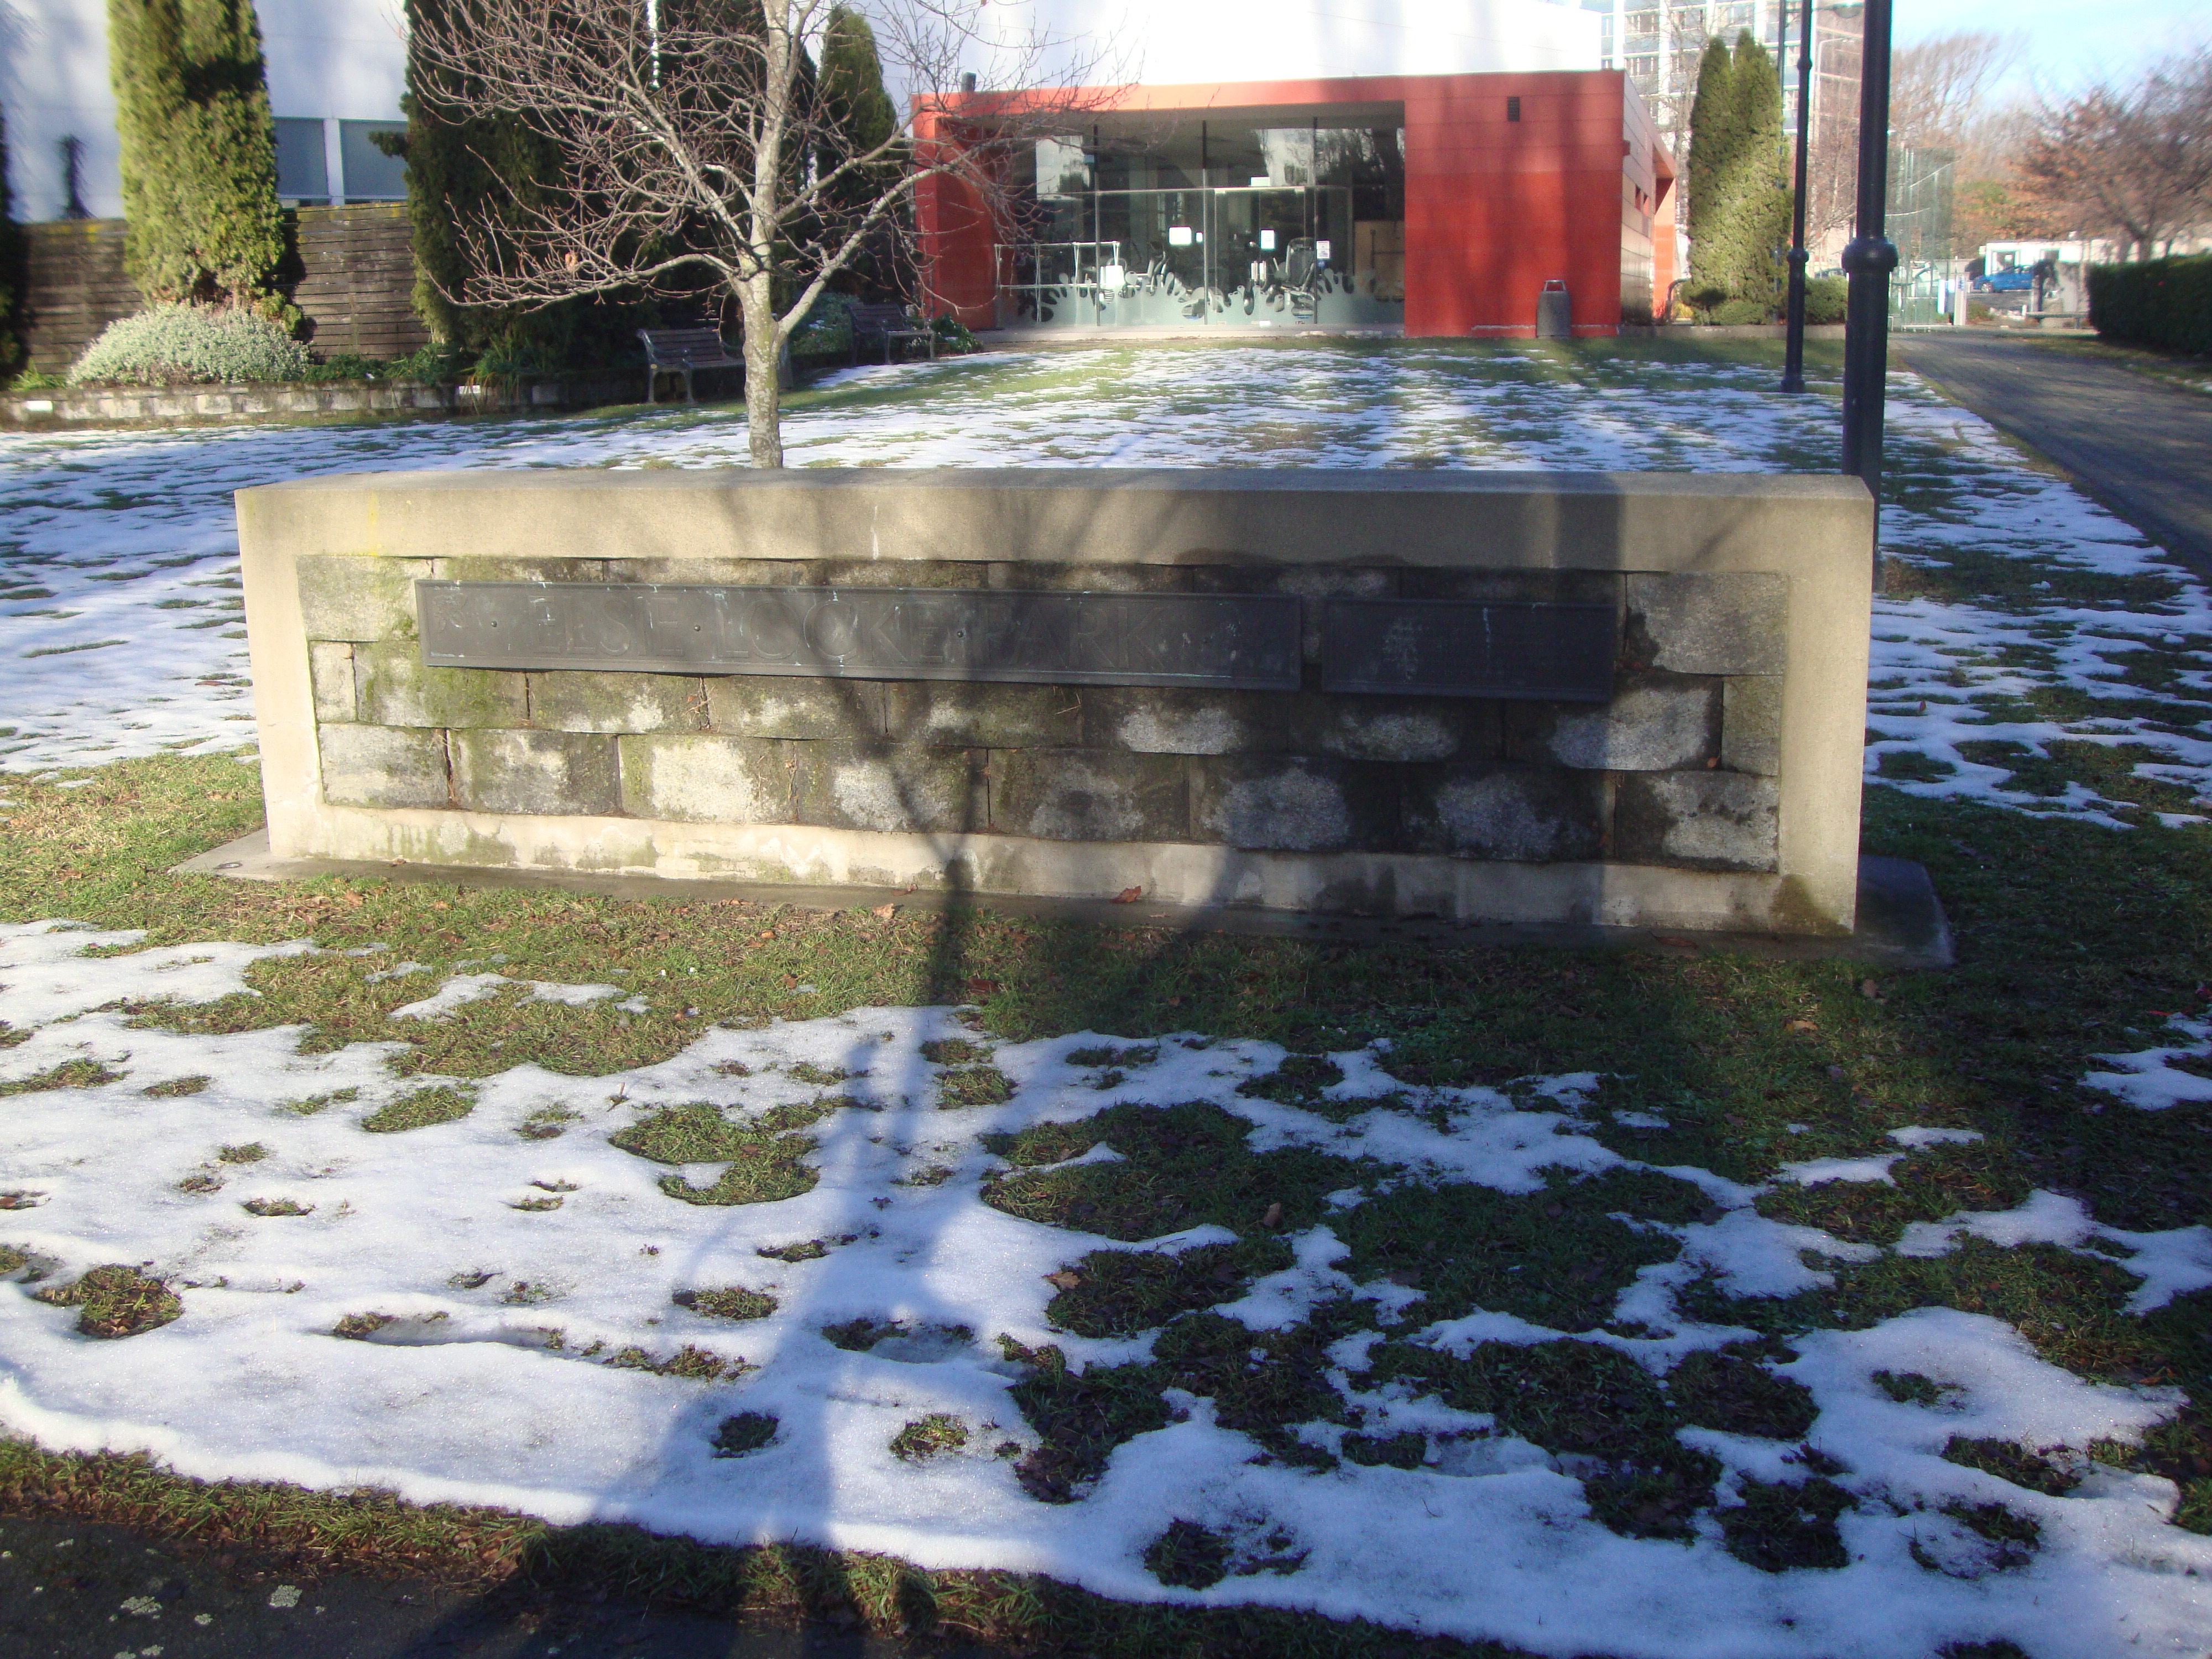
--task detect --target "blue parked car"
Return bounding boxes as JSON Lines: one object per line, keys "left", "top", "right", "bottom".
{"left": 1975, "top": 269, "right": 2036, "bottom": 293}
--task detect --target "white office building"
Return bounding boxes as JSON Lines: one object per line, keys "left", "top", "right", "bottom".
{"left": 2, "top": 0, "right": 409, "bottom": 222}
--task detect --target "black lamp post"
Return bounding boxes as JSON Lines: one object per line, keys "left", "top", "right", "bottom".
{"left": 1838, "top": 0, "right": 1896, "bottom": 580}
{"left": 1779, "top": 0, "right": 1813, "bottom": 393}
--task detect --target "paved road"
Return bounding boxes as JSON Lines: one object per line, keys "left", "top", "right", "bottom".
{"left": 1896, "top": 331, "right": 2212, "bottom": 577}
{"left": 0, "top": 1510, "right": 997, "bottom": 1659}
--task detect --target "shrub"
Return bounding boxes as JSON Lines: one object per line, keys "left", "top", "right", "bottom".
{"left": 790, "top": 290, "right": 858, "bottom": 357}
{"left": 1803, "top": 274, "right": 1847, "bottom": 324}
{"left": 931, "top": 314, "right": 979, "bottom": 353}
{"left": 68, "top": 302, "right": 310, "bottom": 386}
{"left": 1681, "top": 281, "right": 1729, "bottom": 321}
{"left": 2089, "top": 255, "right": 2212, "bottom": 357}
{"left": 1713, "top": 298, "right": 1768, "bottom": 325}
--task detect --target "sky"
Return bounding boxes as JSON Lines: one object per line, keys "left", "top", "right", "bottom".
{"left": 1893, "top": 0, "right": 2205, "bottom": 94}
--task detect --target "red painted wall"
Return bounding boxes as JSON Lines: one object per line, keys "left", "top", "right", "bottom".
{"left": 916, "top": 71, "right": 1673, "bottom": 338}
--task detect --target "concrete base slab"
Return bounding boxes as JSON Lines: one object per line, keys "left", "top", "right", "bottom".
{"left": 174, "top": 831, "right": 1952, "bottom": 969}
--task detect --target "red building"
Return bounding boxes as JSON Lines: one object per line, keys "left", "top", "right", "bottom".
{"left": 915, "top": 70, "right": 1675, "bottom": 340}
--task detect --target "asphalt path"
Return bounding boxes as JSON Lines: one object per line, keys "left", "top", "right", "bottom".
{"left": 1896, "top": 330, "right": 2212, "bottom": 577}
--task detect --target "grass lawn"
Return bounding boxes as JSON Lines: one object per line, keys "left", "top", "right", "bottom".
{"left": 4, "top": 337, "right": 2212, "bottom": 1658}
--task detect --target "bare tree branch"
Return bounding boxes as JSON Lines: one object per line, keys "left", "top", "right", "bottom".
{"left": 407, "top": 0, "right": 1125, "bottom": 466}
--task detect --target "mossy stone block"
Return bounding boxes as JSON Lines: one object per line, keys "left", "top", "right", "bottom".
{"left": 707, "top": 676, "right": 883, "bottom": 739}
{"left": 1402, "top": 764, "right": 1608, "bottom": 861}
{"left": 1615, "top": 771, "right": 1780, "bottom": 873}
{"left": 1624, "top": 573, "right": 1787, "bottom": 676}
{"left": 794, "top": 743, "right": 984, "bottom": 833}
{"left": 1511, "top": 674, "right": 1719, "bottom": 771}
{"left": 1190, "top": 756, "right": 1397, "bottom": 851}
{"left": 532, "top": 671, "right": 707, "bottom": 733}
{"left": 450, "top": 729, "right": 619, "bottom": 817}
{"left": 619, "top": 735, "right": 791, "bottom": 823}
{"left": 1081, "top": 688, "right": 1285, "bottom": 755}
{"left": 1287, "top": 694, "right": 1495, "bottom": 762}
{"left": 990, "top": 749, "right": 1187, "bottom": 841}
{"left": 355, "top": 641, "right": 528, "bottom": 729}
{"left": 309, "top": 642, "right": 356, "bottom": 723}
{"left": 1722, "top": 676, "right": 1784, "bottom": 777}
{"left": 295, "top": 555, "right": 433, "bottom": 643}
{"left": 318, "top": 724, "right": 449, "bottom": 808}
{"left": 888, "top": 682, "right": 1082, "bottom": 749}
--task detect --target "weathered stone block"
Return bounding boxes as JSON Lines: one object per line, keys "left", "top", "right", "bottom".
{"left": 531, "top": 671, "right": 707, "bottom": 734}
{"left": 1288, "top": 695, "right": 1495, "bottom": 763}
{"left": 317, "top": 724, "right": 448, "bottom": 809}
{"left": 1624, "top": 573, "right": 1787, "bottom": 676}
{"left": 1614, "top": 771, "right": 1780, "bottom": 873}
{"left": 707, "top": 676, "right": 883, "bottom": 739}
{"left": 1190, "top": 756, "right": 1395, "bottom": 851}
{"left": 1402, "top": 764, "right": 1608, "bottom": 862}
{"left": 309, "top": 642, "right": 356, "bottom": 723}
{"left": 1512, "top": 674, "right": 1719, "bottom": 771}
{"left": 616, "top": 557, "right": 822, "bottom": 587}
{"left": 818, "top": 560, "right": 990, "bottom": 589}
{"left": 295, "top": 555, "right": 433, "bottom": 642}
{"left": 1399, "top": 569, "right": 1621, "bottom": 607}
{"left": 1722, "top": 676, "right": 1784, "bottom": 777}
{"left": 355, "top": 641, "right": 529, "bottom": 729}
{"left": 886, "top": 682, "right": 1081, "bottom": 749}
{"left": 450, "top": 729, "right": 619, "bottom": 817}
{"left": 795, "top": 743, "right": 984, "bottom": 833}
{"left": 1083, "top": 688, "right": 1285, "bottom": 755}
{"left": 988, "top": 562, "right": 1188, "bottom": 592}
{"left": 432, "top": 556, "right": 607, "bottom": 584}
{"left": 990, "top": 750, "right": 1186, "bottom": 842}
{"left": 619, "top": 735, "right": 790, "bottom": 823}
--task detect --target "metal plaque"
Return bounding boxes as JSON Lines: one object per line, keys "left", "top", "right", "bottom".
{"left": 1320, "top": 599, "right": 1616, "bottom": 701}
{"left": 416, "top": 581, "right": 1302, "bottom": 690}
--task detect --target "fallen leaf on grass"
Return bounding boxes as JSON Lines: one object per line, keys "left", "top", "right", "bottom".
{"left": 1786, "top": 1019, "right": 1818, "bottom": 1032}
{"left": 1044, "top": 1270, "right": 1083, "bottom": 1291}
{"left": 967, "top": 978, "right": 998, "bottom": 997}
{"left": 1112, "top": 887, "right": 1144, "bottom": 904}
{"left": 871, "top": 903, "right": 898, "bottom": 920}
{"left": 1261, "top": 1202, "right": 1282, "bottom": 1228}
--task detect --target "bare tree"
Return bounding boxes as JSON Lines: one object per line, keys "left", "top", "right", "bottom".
{"left": 406, "top": 0, "right": 1120, "bottom": 466}
{"left": 2025, "top": 47, "right": 2212, "bottom": 259}
{"left": 1891, "top": 29, "right": 2022, "bottom": 150}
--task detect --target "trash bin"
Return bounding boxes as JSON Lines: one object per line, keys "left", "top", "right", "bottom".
{"left": 1536, "top": 279, "right": 1572, "bottom": 341}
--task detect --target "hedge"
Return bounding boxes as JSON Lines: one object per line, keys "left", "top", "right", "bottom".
{"left": 2089, "top": 256, "right": 2212, "bottom": 357}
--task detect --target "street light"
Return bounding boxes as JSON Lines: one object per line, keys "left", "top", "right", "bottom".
{"left": 1838, "top": 0, "right": 1896, "bottom": 582}
{"left": 1778, "top": 0, "right": 1813, "bottom": 393}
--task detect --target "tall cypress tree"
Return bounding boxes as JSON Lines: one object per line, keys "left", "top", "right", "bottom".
{"left": 106, "top": 0, "right": 287, "bottom": 307}
{"left": 0, "top": 101, "right": 22, "bottom": 373}
{"left": 1683, "top": 31, "right": 1792, "bottom": 316}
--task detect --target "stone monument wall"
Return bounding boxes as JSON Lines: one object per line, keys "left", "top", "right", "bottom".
{"left": 238, "top": 469, "right": 1872, "bottom": 933}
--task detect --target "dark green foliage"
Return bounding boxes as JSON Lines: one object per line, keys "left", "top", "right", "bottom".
{"left": 1004, "top": 1343, "right": 1173, "bottom": 1503}
{"left": 1045, "top": 1240, "right": 1292, "bottom": 1337}
{"left": 1143, "top": 1519, "right": 1230, "bottom": 1589}
{"left": 394, "top": 0, "right": 655, "bottom": 364}
{"left": 1366, "top": 1338, "right": 1722, "bottom": 1538}
{"left": 1333, "top": 1167, "right": 1704, "bottom": 1331}
{"left": 1943, "top": 1436, "right": 2081, "bottom": 1497}
{"left": 710, "top": 1412, "right": 778, "bottom": 1456}
{"left": 1716, "top": 1476, "right": 1855, "bottom": 1571}
{"left": 1667, "top": 1344, "right": 1818, "bottom": 1439}
{"left": 1685, "top": 30, "right": 1791, "bottom": 317}
{"left": 106, "top": 0, "right": 288, "bottom": 306}
{"left": 2089, "top": 255, "right": 2212, "bottom": 356}
{"left": 982, "top": 1100, "right": 1367, "bottom": 1242}
{"left": 1804, "top": 273, "right": 1848, "bottom": 324}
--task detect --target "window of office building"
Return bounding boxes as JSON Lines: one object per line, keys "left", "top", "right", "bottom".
{"left": 274, "top": 117, "right": 329, "bottom": 202}
{"left": 338, "top": 122, "right": 409, "bottom": 201}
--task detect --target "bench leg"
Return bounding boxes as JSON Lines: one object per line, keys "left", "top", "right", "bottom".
{"left": 646, "top": 368, "right": 656, "bottom": 405}
{"left": 683, "top": 368, "right": 695, "bottom": 405}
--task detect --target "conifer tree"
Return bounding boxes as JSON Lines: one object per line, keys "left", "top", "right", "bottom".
{"left": 106, "top": 0, "right": 288, "bottom": 307}
{"left": 1684, "top": 30, "right": 1792, "bottom": 316}
{"left": 0, "top": 102, "right": 22, "bottom": 373}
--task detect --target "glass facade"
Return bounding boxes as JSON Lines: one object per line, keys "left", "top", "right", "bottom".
{"left": 999, "top": 119, "right": 1407, "bottom": 329}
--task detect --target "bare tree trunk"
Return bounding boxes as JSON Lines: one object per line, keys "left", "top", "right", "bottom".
{"left": 739, "top": 272, "right": 783, "bottom": 468}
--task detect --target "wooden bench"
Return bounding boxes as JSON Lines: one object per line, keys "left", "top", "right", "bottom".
{"left": 637, "top": 325, "right": 741, "bottom": 404}
{"left": 847, "top": 303, "right": 936, "bottom": 364}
